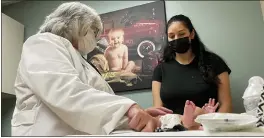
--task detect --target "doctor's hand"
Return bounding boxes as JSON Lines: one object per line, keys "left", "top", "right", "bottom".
{"left": 145, "top": 107, "right": 173, "bottom": 117}
{"left": 127, "top": 104, "right": 160, "bottom": 132}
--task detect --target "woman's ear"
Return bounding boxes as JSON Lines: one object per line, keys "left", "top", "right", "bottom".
{"left": 190, "top": 29, "right": 195, "bottom": 39}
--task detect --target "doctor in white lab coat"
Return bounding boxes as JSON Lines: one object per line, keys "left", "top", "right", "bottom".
{"left": 11, "top": 2, "right": 172, "bottom": 136}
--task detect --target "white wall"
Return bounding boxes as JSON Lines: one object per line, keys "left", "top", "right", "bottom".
{"left": 2, "top": 13, "right": 24, "bottom": 95}
{"left": 261, "top": 1, "right": 264, "bottom": 21}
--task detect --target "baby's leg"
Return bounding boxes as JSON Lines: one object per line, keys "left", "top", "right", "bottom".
{"left": 124, "top": 61, "right": 135, "bottom": 72}
{"left": 181, "top": 100, "right": 195, "bottom": 128}
{"left": 194, "top": 107, "right": 207, "bottom": 118}
{"left": 181, "top": 100, "right": 201, "bottom": 130}
{"left": 183, "top": 101, "right": 218, "bottom": 131}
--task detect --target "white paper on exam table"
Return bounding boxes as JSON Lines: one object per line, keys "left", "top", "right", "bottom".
{"left": 68, "top": 127, "right": 264, "bottom": 136}
{"left": 110, "top": 127, "right": 264, "bottom": 136}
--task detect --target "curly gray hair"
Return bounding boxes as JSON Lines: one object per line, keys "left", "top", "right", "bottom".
{"left": 39, "top": 2, "right": 102, "bottom": 43}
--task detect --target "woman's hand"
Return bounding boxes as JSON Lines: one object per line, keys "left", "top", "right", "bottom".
{"left": 202, "top": 98, "right": 219, "bottom": 113}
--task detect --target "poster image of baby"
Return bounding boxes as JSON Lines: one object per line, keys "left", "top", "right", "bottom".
{"left": 104, "top": 28, "right": 141, "bottom": 73}
{"left": 87, "top": 1, "right": 167, "bottom": 92}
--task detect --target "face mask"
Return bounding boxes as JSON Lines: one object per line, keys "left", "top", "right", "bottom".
{"left": 78, "top": 30, "right": 97, "bottom": 56}
{"left": 168, "top": 37, "right": 191, "bottom": 54}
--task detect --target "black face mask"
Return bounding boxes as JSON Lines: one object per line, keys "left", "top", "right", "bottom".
{"left": 168, "top": 37, "right": 191, "bottom": 54}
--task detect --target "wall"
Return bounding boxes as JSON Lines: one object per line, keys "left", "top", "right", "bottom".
{"left": 261, "top": 1, "right": 264, "bottom": 21}
{"left": 2, "top": 0, "right": 264, "bottom": 136}
{"left": 1, "top": 13, "right": 24, "bottom": 137}
{"left": 2, "top": 13, "right": 24, "bottom": 95}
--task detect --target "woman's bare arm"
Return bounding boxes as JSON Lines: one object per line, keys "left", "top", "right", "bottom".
{"left": 152, "top": 81, "right": 163, "bottom": 107}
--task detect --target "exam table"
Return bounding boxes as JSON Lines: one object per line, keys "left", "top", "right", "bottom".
{"left": 70, "top": 127, "right": 264, "bottom": 136}
{"left": 112, "top": 127, "right": 264, "bottom": 136}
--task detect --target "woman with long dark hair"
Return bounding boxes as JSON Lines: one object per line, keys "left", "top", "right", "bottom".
{"left": 152, "top": 14, "right": 232, "bottom": 115}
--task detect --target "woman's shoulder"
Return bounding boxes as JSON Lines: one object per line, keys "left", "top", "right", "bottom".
{"left": 154, "top": 62, "right": 166, "bottom": 71}
{"left": 155, "top": 62, "right": 163, "bottom": 69}
{"left": 204, "top": 51, "right": 225, "bottom": 63}
{"left": 204, "top": 51, "right": 231, "bottom": 75}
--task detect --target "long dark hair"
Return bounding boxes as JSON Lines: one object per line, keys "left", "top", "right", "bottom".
{"left": 162, "top": 14, "right": 220, "bottom": 85}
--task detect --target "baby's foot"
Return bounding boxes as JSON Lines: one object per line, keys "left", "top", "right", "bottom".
{"left": 182, "top": 100, "right": 196, "bottom": 128}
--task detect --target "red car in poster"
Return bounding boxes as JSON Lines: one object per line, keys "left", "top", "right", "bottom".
{"left": 99, "top": 19, "right": 166, "bottom": 59}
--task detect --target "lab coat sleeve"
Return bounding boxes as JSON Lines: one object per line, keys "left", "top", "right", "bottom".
{"left": 20, "top": 34, "right": 136, "bottom": 135}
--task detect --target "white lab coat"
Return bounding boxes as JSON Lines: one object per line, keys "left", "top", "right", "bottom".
{"left": 11, "top": 32, "right": 136, "bottom": 136}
